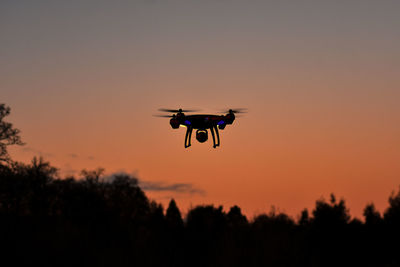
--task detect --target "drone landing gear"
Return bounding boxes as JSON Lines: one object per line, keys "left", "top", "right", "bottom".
{"left": 210, "top": 126, "right": 220, "bottom": 148}
{"left": 184, "top": 126, "right": 220, "bottom": 149}
{"left": 184, "top": 126, "right": 193, "bottom": 148}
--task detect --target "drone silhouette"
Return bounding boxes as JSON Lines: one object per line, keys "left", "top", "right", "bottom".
{"left": 154, "top": 108, "right": 247, "bottom": 148}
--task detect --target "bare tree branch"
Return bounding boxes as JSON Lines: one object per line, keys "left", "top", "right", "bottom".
{"left": 0, "top": 104, "right": 24, "bottom": 163}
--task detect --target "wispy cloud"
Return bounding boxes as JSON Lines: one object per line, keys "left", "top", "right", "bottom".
{"left": 68, "top": 153, "right": 78, "bottom": 158}
{"left": 103, "top": 172, "right": 205, "bottom": 196}
{"left": 139, "top": 180, "right": 205, "bottom": 195}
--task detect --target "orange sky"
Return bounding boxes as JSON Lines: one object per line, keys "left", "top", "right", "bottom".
{"left": 2, "top": 1, "right": 400, "bottom": 219}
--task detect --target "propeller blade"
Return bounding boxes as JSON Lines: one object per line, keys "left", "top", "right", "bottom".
{"left": 158, "top": 108, "right": 178, "bottom": 113}
{"left": 153, "top": 114, "right": 174, "bottom": 118}
{"left": 183, "top": 109, "right": 201, "bottom": 112}
{"left": 158, "top": 108, "right": 201, "bottom": 113}
{"left": 232, "top": 109, "right": 248, "bottom": 114}
{"left": 218, "top": 108, "right": 248, "bottom": 114}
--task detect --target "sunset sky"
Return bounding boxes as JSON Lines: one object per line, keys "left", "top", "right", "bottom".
{"left": 2, "top": 0, "right": 399, "bottom": 219}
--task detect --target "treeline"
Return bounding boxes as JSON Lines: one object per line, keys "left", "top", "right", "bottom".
{"left": 1, "top": 158, "right": 399, "bottom": 267}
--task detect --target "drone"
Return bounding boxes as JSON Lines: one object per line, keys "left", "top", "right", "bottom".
{"left": 154, "top": 108, "right": 246, "bottom": 148}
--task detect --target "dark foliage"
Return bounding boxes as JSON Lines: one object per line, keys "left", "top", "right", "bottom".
{"left": 0, "top": 104, "right": 24, "bottom": 163}
{"left": 1, "top": 159, "right": 400, "bottom": 267}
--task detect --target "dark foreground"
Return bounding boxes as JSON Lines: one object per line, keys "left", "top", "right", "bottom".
{"left": 1, "top": 158, "right": 399, "bottom": 267}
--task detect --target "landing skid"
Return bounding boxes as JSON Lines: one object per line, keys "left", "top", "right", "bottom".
{"left": 184, "top": 126, "right": 193, "bottom": 148}
{"left": 210, "top": 126, "right": 220, "bottom": 148}
{"left": 184, "top": 126, "right": 220, "bottom": 148}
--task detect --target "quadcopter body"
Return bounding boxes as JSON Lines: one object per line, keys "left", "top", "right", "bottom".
{"left": 155, "top": 108, "right": 246, "bottom": 148}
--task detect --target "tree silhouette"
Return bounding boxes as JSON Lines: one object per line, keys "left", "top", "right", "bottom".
{"left": 298, "top": 208, "right": 310, "bottom": 226}
{"left": 186, "top": 205, "right": 227, "bottom": 235}
{"left": 312, "top": 193, "right": 350, "bottom": 226}
{"left": 1, "top": 154, "right": 400, "bottom": 266}
{"left": 384, "top": 187, "right": 400, "bottom": 225}
{"left": 0, "top": 104, "right": 24, "bottom": 163}
{"left": 166, "top": 198, "right": 183, "bottom": 229}
{"left": 227, "top": 205, "right": 248, "bottom": 226}
{"left": 363, "top": 203, "right": 382, "bottom": 226}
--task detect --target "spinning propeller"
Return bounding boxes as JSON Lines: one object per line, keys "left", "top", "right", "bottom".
{"left": 153, "top": 114, "right": 176, "bottom": 118}
{"left": 153, "top": 108, "right": 200, "bottom": 118}
{"left": 158, "top": 108, "right": 201, "bottom": 113}
{"left": 218, "top": 108, "right": 248, "bottom": 114}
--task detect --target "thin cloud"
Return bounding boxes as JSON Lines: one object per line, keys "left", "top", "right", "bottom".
{"left": 68, "top": 153, "right": 78, "bottom": 158}
{"left": 139, "top": 180, "right": 206, "bottom": 195}
{"left": 103, "top": 172, "right": 205, "bottom": 196}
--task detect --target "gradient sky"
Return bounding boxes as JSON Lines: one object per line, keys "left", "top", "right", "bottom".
{"left": 2, "top": 0, "right": 400, "bottom": 219}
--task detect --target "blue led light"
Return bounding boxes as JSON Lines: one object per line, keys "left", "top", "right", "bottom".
{"left": 217, "top": 120, "right": 225, "bottom": 125}
{"left": 184, "top": 120, "right": 191, "bottom": 125}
